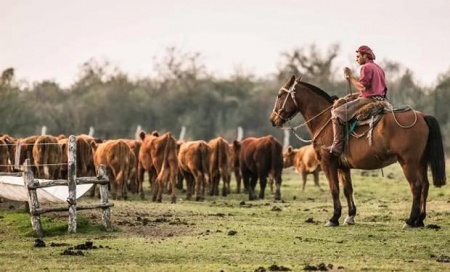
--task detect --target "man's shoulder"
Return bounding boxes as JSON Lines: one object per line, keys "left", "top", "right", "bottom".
{"left": 362, "top": 62, "right": 383, "bottom": 72}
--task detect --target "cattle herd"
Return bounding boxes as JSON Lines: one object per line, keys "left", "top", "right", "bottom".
{"left": 0, "top": 132, "right": 322, "bottom": 202}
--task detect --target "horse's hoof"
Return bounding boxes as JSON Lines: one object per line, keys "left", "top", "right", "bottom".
{"left": 344, "top": 216, "right": 355, "bottom": 225}
{"left": 402, "top": 223, "right": 414, "bottom": 229}
{"left": 325, "top": 220, "right": 339, "bottom": 227}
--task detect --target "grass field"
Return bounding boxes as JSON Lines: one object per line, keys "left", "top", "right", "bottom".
{"left": 0, "top": 163, "right": 449, "bottom": 271}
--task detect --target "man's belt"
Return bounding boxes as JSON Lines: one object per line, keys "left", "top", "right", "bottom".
{"left": 369, "top": 95, "right": 386, "bottom": 101}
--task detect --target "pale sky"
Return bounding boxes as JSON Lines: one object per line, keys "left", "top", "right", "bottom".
{"left": 1, "top": 0, "right": 449, "bottom": 87}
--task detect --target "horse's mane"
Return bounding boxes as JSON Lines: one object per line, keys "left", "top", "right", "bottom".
{"left": 299, "top": 81, "right": 335, "bottom": 104}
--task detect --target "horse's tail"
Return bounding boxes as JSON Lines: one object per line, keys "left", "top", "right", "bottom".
{"left": 424, "top": 115, "right": 446, "bottom": 187}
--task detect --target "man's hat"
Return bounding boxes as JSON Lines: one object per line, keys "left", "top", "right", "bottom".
{"left": 356, "top": 45, "right": 375, "bottom": 60}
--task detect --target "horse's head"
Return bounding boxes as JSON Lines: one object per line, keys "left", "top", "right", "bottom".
{"left": 269, "top": 75, "right": 302, "bottom": 128}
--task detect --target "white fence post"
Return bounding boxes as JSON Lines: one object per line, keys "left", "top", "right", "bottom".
{"left": 67, "top": 135, "right": 77, "bottom": 233}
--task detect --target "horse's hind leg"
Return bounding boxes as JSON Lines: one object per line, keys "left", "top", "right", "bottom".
{"left": 401, "top": 161, "right": 423, "bottom": 228}
{"left": 338, "top": 168, "right": 356, "bottom": 225}
{"left": 417, "top": 163, "right": 429, "bottom": 227}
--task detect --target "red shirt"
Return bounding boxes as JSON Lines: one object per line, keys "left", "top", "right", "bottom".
{"left": 359, "top": 60, "right": 387, "bottom": 98}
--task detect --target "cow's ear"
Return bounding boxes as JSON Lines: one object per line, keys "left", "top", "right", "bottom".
{"left": 151, "top": 131, "right": 159, "bottom": 137}
{"left": 90, "top": 141, "right": 98, "bottom": 151}
{"left": 139, "top": 131, "right": 146, "bottom": 141}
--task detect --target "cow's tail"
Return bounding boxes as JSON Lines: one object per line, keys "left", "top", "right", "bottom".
{"left": 424, "top": 115, "right": 446, "bottom": 187}
{"left": 270, "top": 136, "right": 278, "bottom": 177}
{"left": 201, "top": 142, "right": 210, "bottom": 177}
{"left": 114, "top": 141, "right": 130, "bottom": 198}
{"left": 210, "top": 141, "right": 219, "bottom": 178}
{"left": 42, "top": 139, "right": 50, "bottom": 178}
{"left": 156, "top": 133, "right": 171, "bottom": 183}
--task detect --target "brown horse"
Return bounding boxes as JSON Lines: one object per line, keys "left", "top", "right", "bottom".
{"left": 270, "top": 75, "right": 446, "bottom": 228}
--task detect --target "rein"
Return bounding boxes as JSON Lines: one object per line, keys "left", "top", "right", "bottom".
{"left": 279, "top": 104, "right": 333, "bottom": 143}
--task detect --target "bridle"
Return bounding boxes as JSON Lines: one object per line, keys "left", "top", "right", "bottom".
{"left": 272, "top": 80, "right": 299, "bottom": 122}
{"left": 272, "top": 78, "right": 333, "bottom": 143}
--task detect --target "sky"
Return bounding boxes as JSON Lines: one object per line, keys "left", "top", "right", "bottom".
{"left": 1, "top": 0, "right": 450, "bottom": 88}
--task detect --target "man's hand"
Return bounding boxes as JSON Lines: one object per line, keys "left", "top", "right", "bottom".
{"left": 344, "top": 67, "right": 352, "bottom": 79}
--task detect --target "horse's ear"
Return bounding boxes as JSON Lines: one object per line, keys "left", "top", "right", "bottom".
{"left": 289, "top": 75, "right": 296, "bottom": 83}
{"left": 295, "top": 76, "right": 303, "bottom": 83}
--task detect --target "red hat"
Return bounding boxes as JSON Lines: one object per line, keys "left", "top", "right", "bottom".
{"left": 356, "top": 45, "right": 375, "bottom": 60}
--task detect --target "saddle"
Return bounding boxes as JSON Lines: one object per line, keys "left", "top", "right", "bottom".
{"left": 333, "top": 94, "right": 411, "bottom": 145}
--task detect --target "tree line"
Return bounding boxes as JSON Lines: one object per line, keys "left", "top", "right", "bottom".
{"left": 1, "top": 44, "right": 449, "bottom": 152}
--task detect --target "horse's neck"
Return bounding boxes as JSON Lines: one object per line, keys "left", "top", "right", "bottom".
{"left": 296, "top": 92, "right": 332, "bottom": 135}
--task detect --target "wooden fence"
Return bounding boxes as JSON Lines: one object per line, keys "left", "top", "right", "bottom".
{"left": 3, "top": 135, "right": 114, "bottom": 238}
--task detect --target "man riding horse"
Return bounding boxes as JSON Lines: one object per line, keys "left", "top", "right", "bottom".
{"left": 323, "top": 45, "right": 387, "bottom": 156}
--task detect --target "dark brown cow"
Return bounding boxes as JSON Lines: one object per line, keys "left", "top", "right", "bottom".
{"left": 33, "top": 135, "right": 63, "bottom": 180}
{"left": 228, "top": 143, "right": 242, "bottom": 193}
{"left": 92, "top": 139, "right": 133, "bottom": 200}
{"left": 233, "top": 136, "right": 283, "bottom": 200}
{"left": 123, "top": 139, "right": 141, "bottom": 194}
{"left": 178, "top": 140, "right": 211, "bottom": 201}
{"left": 283, "top": 145, "right": 323, "bottom": 192}
{"left": 139, "top": 131, "right": 178, "bottom": 203}
{"left": 208, "top": 137, "right": 230, "bottom": 196}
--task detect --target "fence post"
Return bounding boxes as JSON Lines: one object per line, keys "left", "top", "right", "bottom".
{"left": 98, "top": 164, "right": 112, "bottom": 231}
{"left": 67, "top": 135, "right": 77, "bottom": 233}
{"left": 23, "top": 159, "right": 43, "bottom": 238}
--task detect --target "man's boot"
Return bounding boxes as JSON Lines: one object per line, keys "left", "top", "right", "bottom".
{"left": 322, "top": 118, "right": 344, "bottom": 156}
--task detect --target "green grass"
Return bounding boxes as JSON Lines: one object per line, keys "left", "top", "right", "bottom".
{"left": 0, "top": 163, "right": 449, "bottom": 271}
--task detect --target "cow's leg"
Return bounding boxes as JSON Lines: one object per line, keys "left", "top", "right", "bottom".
{"left": 274, "top": 175, "right": 282, "bottom": 201}
{"left": 301, "top": 172, "right": 307, "bottom": 191}
{"left": 221, "top": 170, "right": 230, "bottom": 197}
{"left": 235, "top": 167, "right": 242, "bottom": 194}
{"left": 249, "top": 174, "right": 258, "bottom": 200}
{"left": 313, "top": 170, "right": 324, "bottom": 191}
{"left": 137, "top": 164, "right": 145, "bottom": 199}
{"left": 169, "top": 168, "right": 177, "bottom": 204}
{"left": 194, "top": 171, "right": 205, "bottom": 201}
{"left": 184, "top": 173, "right": 194, "bottom": 200}
{"left": 259, "top": 175, "right": 267, "bottom": 199}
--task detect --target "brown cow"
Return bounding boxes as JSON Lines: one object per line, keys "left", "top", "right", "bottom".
{"left": 208, "top": 137, "right": 230, "bottom": 196}
{"left": 139, "top": 131, "right": 178, "bottom": 203}
{"left": 233, "top": 136, "right": 283, "bottom": 200}
{"left": 178, "top": 140, "right": 211, "bottom": 201}
{"left": 14, "top": 135, "right": 39, "bottom": 173}
{"left": 58, "top": 136, "right": 92, "bottom": 180}
{"left": 92, "top": 139, "right": 133, "bottom": 200}
{"left": 0, "top": 138, "right": 11, "bottom": 172}
{"left": 283, "top": 145, "right": 323, "bottom": 192}
{"left": 0, "top": 134, "right": 16, "bottom": 171}
{"left": 33, "top": 135, "right": 63, "bottom": 180}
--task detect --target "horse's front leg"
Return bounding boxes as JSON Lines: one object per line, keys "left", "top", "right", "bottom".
{"left": 338, "top": 168, "right": 357, "bottom": 225}
{"left": 321, "top": 158, "right": 342, "bottom": 226}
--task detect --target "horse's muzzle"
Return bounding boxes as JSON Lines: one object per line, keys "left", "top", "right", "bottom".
{"left": 269, "top": 112, "right": 284, "bottom": 128}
